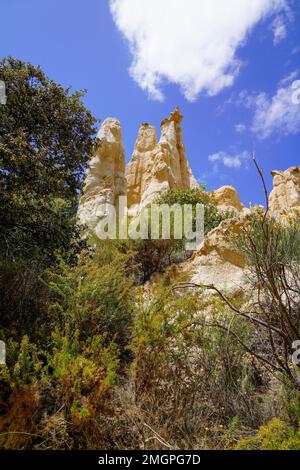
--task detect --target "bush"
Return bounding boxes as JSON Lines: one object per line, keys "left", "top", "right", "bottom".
{"left": 129, "top": 276, "right": 259, "bottom": 449}
{"left": 47, "top": 251, "right": 135, "bottom": 349}
{"left": 157, "top": 187, "right": 231, "bottom": 236}
{"left": 0, "top": 332, "right": 120, "bottom": 449}
{"left": 235, "top": 208, "right": 300, "bottom": 389}
{"left": 119, "top": 187, "right": 230, "bottom": 284}
{"left": 236, "top": 418, "right": 300, "bottom": 450}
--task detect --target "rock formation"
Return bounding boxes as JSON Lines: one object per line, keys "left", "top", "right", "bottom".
{"left": 188, "top": 165, "right": 300, "bottom": 293}
{"left": 75, "top": 106, "right": 300, "bottom": 297}
{"left": 269, "top": 166, "right": 300, "bottom": 216}
{"left": 185, "top": 215, "right": 248, "bottom": 294}
{"left": 126, "top": 106, "right": 198, "bottom": 217}
{"left": 212, "top": 185, "right": 244, "bottom": 213}
{"left": 187, "top": 167, "right": 300, "bottom": 294}
{"left": 77, "top": 109, "right": 247, "bottom": 293}
{"left": 76, "top": 111, "right": 300, "bottom": 293}
{"left": 77, "top": 118, "right": 126, "bottom": 231}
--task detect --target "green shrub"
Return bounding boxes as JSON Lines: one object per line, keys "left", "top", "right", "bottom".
{"left": 116, "top": 187, "right": 231, "bottom": 284}
{"left": 47, "top": 251, "right": 134, "bottom": 348}
{"left": 235, "top": 208, "right": 300, "bottom": 388}
{"left": 129, "top": 276, "right": 258, "bottom": 449}
{"left": 0, "top": 331, "right": 120, "bottom": 449}
{"left": 236, "top": 418, "right": 300, "bottom": 450}
{"left": 157, "top": 187, "right": 231, "bottom": 236}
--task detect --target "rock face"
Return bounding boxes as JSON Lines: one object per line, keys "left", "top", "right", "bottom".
{"left": 76, "top": 109, "right": 300, "bottom": 294}
{"left": 269, "top": 167, "right": 300, "bottom": 216}
{"left": 126, "top": 106, "right": 198, "bottom": 217}
{"left": 77, "top": 109, "right": 247, "bottom": 294}
{"left": 78, "top": 107, "right": 198, "bottom": 227}
{"left": 185, "top": 215, "right": 248, "bottom": 294}
{"left": 78, "top": 118, "right": 126, "bottom": 230}
{"left": 213, "top": 185, "right": 244, "bottom": 213}
{"left": 187, "top": 166, "right": 300, "bottom": 294}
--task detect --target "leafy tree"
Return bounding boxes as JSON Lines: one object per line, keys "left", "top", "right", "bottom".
{"left": 124, "top": 187, "right": 230, "bottom": 283}
{"left": 107, "top": 187, "right": 230, "bottom": 284}
{"left": 0, "top": 56, "right": 97, "bottom": 264}
{"left": 0, "top": 57, "right": 97, "bottom": 332}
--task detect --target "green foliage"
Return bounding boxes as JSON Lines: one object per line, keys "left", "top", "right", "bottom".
{"left": 47, "top": 251, "right": 134, "bottom": 347}
{"left": 157, "top": 187, "right": 231, "bottom": 236}
{"left": 236, "top": 418, "right": 300, "bottom": 450}
{"left": 285, "top": 392, "right": 300, "bottom": 427}
{"left": 0, "top": 56, "right": 96, "bottom": 199}
{"left": 1, "top": 58, "right": 299, "bottom": 451}
{"left": 0, "top": 56, "right": 96, "bottom": 265}
{"left": 50, "top": 330, "right": 120, "bottom": 424}
{"left": 121, "top": 238, "right": 184, "bottom": 283}
{"left": 130, "top": 277, "right": 258, "bottom": 448}
{"left": 238, "top": 208, "right": 300, "bottom": 273}
{"left": 0, "top": 330, "right": 120, "bottom": 448}
{"left": 117, "top": 187, "right": 230, "bottom": 284}
{"left": 0, "top": 57, "right": 96, "bottom": 335}
{"left": 0, "top": 258, "right": 48, "bottom": 333}
{"left": 235, "top": 208, "right": 300, "bottom": 387}
{"left": 0, "top": 258, "right": 297, "bottom": 450}
{"left": 0, "top": 335, "right": 44, "bottom": 388}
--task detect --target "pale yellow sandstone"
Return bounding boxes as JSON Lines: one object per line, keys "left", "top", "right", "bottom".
{"left": 213, "top": 185, "right": 244, "bottom": 212}
{"left": 184, "top": 215, "right": 248, "bottom": 294}
{"left": 269, "top": 166, "right": 300, "bottom": 216}
{"left": 126, "top": 106, "right": 198, "bottom": 217}
{"left": 78, "top": 118, "right": 126, "bottom": 230}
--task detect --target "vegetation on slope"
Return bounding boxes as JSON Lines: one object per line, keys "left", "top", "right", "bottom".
{"left": 0, "top": 58, "right": 299, "bottom": 450}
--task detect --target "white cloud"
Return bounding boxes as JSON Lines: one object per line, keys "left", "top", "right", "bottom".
{"left": 278, "top": 70, "right": 299, "bottom": 87}
{"left": 251, "top": 72, "right": 300, "bottom": 138}
{"left": 110, "top": 0, "right": 287, "bottom": 101}
{"left": 208, "top": 151, "right": 249, "bottom": 169}
{"left": 271, "top": 15, "right": 287, "bottom": 45}
{"left": 235, "top": 123, "right": 247, "bottom": 133}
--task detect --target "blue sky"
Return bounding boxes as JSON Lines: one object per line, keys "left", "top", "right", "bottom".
{"left": 1, "top": 0, "right": 300, "bottom": 206}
